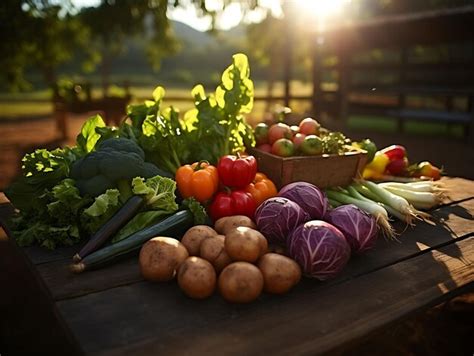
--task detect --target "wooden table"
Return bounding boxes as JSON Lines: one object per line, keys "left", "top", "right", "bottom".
{"left": 1, "top": 178, "right": 473, "bottom": 355}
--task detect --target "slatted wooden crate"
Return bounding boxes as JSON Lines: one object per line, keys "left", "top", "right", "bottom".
{"left": 248, "top": 148, "right": 368, "bottom": 189}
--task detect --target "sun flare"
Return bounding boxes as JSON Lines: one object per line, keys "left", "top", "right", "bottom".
{"left": 293, "top": 0, "right": 348, "bottom": 17}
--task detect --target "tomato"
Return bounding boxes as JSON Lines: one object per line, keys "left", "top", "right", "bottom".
{"left": 268, "top": 123, "right": 293, "bottom": 144}
{"left": 257, "top": 143, "right": 272, "bottom": 153}
{"left": 380, "top": 145, "right": 406, "bottom": 161}
{"left": 254, "top": 123, "right": 269, "bottom": 145}
{"left": 271, "top": 138, "right": 294, "bottom": 157}
{"left": 300, "top": 135, "right": 323, "bottom": 155}
{"left": 290, "top": 125, "right": 300, "bottom": 135}
{"left": 292, "top": 133, "right": 306, "bottom": 150}
{"left": 298, "top": 118, "right": 321, "bottom": 136}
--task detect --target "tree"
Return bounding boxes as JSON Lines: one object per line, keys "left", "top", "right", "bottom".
{"left": 0, "top": 0, "right": 89, "bottom": 91}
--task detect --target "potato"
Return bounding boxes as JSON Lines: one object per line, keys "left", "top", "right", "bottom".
{"left": 218, "top": 262, "right": 264, "bottom": 303}
{"left": 181, "top": 225, "right": 218, "bottom": 256}
{"left": 225, "top": 227, "right": 268, "bottom": 263}
{"left": 139, "top": 237, "right": 189, "bottom": 282}
{"left": 258, "top": 253, "right": 302, "bottom": 294}
{"left": 177, "top": 257, "right": 216, "bottom": 299}
{"left": 214, "top": 215, "right": 256, "bottom": 235}
{"left": 199, "top": 235, "right": 232, "bottom": 273}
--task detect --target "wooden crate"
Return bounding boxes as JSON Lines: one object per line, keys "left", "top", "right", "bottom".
{"left": 248, "top": 148, "right": 368, "bottom": 189}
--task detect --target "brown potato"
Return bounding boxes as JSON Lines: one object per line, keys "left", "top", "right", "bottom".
{"left": 181, "top": 225, "right": 218, "bottom": 256}
{"left": 139, "top": 237, "right": 189, "bottom": 282}
{"left": 199, "top": 235, "right": 232, "bottom": 273}
{"left": 218, "top": 262, "right": 264, "bottom": 303}
{"left": 258, "top": 253, "right": 302, "bottom": 294}
{"left": 214, "top": 215, "right": 257, "bottom": 235}
{"left": 225, "top": 227, "right": 268, "bottom": 263}
{"left": 177, "top": 257, "right": 216, "bottom": 299}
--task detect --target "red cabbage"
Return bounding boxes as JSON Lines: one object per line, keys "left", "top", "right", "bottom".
{"left": 287, "top": 220, "right": 350, "bottom": 280}
{"left": 325, "top": 204, "right": 378, "bottom": 253}
{"left": 278, "top": 182, "right": 328, "bottom": 220}
{"left": 255, "top": 197, "right": 310, "bottom": 245}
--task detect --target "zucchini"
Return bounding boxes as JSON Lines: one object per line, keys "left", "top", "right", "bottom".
{"left": 73, "top": 195, "right": 144, "bottom": 262}
{"left": 71, "top": 209, "right": 194, "bottom": 273}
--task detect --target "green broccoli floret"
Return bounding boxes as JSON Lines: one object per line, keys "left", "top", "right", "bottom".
{"left": 70, "top": 138, "right": 163, "bottom": 201}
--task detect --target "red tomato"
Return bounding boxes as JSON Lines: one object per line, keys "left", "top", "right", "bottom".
{"left": 268, "top": 123, "right": 293, "bottom": 144}
{"left": 292, "top": 133, "right": 306, "bottom": 150}
{"left": 271, "top": 138, "right": 294, "bottom": 157}
{"left": 298, "top": 118, "right": 321, "bottom": 136}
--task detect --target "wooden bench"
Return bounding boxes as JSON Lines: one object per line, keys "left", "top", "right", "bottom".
{"left": 0, "top": 178, "right": 473, "bottom": 355}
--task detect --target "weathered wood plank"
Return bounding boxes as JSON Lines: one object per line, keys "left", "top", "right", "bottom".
{"left": 39, "top": 256, "right": 142, "bottom": 300}
{"left": 56, "top": 237, "right": 473, "bottom": 355}
{"left": 441, "top": 177, "right": 474, "bottom": 203}
{"left": 0, "top": 227, "right": 81, "bottom": 355}
{"left": 34, "top": 198, "right": 474, "bottom": 301}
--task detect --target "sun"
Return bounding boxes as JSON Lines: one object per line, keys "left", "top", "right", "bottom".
{"left": 292, "top": 0, "right": 349, "bottom": 24}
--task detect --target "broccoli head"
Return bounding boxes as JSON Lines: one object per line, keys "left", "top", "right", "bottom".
{"left": 70, "top": 138, "right": 162, "bottom": 199}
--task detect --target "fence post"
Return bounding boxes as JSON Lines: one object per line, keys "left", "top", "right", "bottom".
{"left": 54, "top": 102, "right": 68, "bottom": 141}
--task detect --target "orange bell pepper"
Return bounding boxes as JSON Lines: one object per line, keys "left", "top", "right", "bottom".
{"left": 175, "top": 161, "right": 219, "bottom": 203}
{"left": 245, "top": 173, "right": 277, "bottom": 207}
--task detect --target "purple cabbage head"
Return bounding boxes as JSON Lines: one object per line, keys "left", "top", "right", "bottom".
{"left": 255, "top": 197, "right": 310, "bottom": 245}
{"left": 287, "top": 220, "right": 351, "bottom": 280}
{"left": 325, "top": 204, "right": 379, "bottom": 253}
{"left": 278, "top": 182, "right": 328, "bottom": 220}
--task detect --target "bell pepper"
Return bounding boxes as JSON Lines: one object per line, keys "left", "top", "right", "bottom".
{"left": 245, "top": 173, "right": 277, "bottom": 207}
{"left": 416, "top": 161, "right": 442, "bottom": 180}
{"left": 209, "top": 189, "right": 256, "bottom": 221}
{"left": 356, "top": 139, "right": 377, "bottom": 163}
{"left": 175, "top": 161, "right": 219, "bottom": 203}
{"left": 364, "top": 151, "right": 390, "bottom": 175}
{"left": 380, "top": 145, "right": 406, "bottom": 161}
{"left": 217, "top": 154, "right": 257, "bottom": 189}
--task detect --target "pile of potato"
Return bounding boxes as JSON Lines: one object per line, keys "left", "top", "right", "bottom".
{"left": 139, "top": 215, "right": 302, "bottom": 303}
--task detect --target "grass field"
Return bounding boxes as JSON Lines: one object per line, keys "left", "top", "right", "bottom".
{"left": 0, "top": 80, "right": 465, "bottom": 138}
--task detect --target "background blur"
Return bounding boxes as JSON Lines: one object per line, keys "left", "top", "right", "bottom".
{"left": 1, "top": 0, "right": 474, "bottom": 189}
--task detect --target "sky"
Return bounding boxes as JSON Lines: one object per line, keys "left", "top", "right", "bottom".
{"left": 71, "top": 0, "right": 282, "bottom": 31}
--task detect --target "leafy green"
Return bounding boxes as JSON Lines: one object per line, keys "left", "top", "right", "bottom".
{"left": 181, "top": 197, "right": 209, "bottom": 225}
{"left": 184, "top": 53, "right": 255, "bottom": 163}
{"left": 76, "top": 114, "right": 106, "bottom": 154}
{"left": 132, "top": 176, "right": 178, "bottom": 211}
{"left": 81, "top": 189, "right": 122, "bottom": 234}
{"left": 10, "top": 178, "right": 91, "bottom": 249}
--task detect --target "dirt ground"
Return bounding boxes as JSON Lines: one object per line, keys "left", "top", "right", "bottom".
{"left": 0, "top": 114, "right": 473, "bottom": 354}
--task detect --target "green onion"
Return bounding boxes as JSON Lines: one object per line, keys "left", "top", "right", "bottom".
{"left": 326, "top": 189, "right": 394, "bottom": 238}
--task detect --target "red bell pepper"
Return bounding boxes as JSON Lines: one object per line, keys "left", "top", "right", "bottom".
{"left": 217, "top": 154, "right": 257, "bottom": 189}
{"left": 209, "top": 189, "right": 256, "bottom": 221}
{"left": 380, "top": 145, "right": 407, "bottom": 161}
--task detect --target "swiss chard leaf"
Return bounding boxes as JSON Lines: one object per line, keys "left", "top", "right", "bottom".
{"left": 76, "top": 114, "right": 106, "bottom": 154}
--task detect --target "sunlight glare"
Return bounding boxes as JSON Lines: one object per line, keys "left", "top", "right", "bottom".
{"left": 292, "top": 0, "right": 348, "bottom": 19}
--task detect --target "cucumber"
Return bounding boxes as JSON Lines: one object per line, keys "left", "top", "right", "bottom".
{"left": 73, "top": 195, "right": 144, "bottom": 263}
{"left": 71, "top": 210, "right": 193, "bottom": 273}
